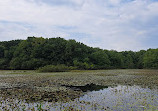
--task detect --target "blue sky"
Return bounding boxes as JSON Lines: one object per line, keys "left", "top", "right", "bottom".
{"left": 0, "top": 0, "right": 158, "bottom": 51}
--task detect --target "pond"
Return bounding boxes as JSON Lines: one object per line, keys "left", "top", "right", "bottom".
{"left": 77, "top": 85, "right": 158, "bottom": 110}
{"left": 0, "top": 85, "right": 157, "bottom": 111}
{"left": 62, "top": 83, "right": 108, "bottom": 92}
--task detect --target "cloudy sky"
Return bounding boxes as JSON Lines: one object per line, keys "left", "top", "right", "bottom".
{"left": 0, "top": 0, "right": 158, "bottom": 51}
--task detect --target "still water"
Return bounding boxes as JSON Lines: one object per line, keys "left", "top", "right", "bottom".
{"left": 0, "top": 85, "right": 158, "bottom": 111}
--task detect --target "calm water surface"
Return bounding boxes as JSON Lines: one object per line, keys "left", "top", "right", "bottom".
{"left": 0, "top": 85, "right": 158, "bottom": 111}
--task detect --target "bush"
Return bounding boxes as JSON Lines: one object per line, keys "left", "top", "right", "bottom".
{"left": 38, "top": 64, "right": 76, "bottom": 72}
{"left": 73, "top": 60, "right": 95, "bottom": 70}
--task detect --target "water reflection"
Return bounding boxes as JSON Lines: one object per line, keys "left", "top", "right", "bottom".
{"left": 0, "top": 85, "right": 158, "bottom": 111}
{"left": 78, "top": 85, "right": 158, "bottom": 110}
{"left": 62, "top": 83, "right": 108, "bottom": 92}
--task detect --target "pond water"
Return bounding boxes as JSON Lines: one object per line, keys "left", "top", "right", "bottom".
{"left": 78, "top": 85, "right": 158, "bottom": 110}
{"left": 0, "top": 85, "right": 158, "bottom": 110}
{"left": 62, "top": 83, "right": 108, "bottom": 92}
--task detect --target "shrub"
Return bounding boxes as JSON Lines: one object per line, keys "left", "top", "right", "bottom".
{"left": 38, "top": 64, "right": 76, "bottom": 72}
{"left": 73, "top": 60, "right": 95, "bottom": 70}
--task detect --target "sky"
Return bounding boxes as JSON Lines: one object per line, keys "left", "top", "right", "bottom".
{"left": 0, "top": 0, "right": 158, "bottom": 51}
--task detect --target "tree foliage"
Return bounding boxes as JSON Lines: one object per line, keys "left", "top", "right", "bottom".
{"left": 0, "top": 37, "right": 157, "bottom": 70}
{"left": 143, "top": 49, "right": 158, "bottom": 69}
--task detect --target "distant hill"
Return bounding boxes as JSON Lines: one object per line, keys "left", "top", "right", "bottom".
{"left": 0, "top": 37, "right": 157, "bottom": 70}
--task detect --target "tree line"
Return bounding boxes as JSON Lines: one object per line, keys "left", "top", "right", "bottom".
{"left": 0, "top": 37, "right": 157, "bottom": 70}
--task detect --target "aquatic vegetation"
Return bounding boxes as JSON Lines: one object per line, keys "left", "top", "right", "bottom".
{"left": 0, "top": 69, "right": 157, "bottom": 110}
{"left": 0, "top": 85, "right": 157, "bottom": 111}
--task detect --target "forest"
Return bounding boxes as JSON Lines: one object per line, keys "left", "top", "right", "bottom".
{"left": 0, "top": 37, "right": 157, "bottom": 70}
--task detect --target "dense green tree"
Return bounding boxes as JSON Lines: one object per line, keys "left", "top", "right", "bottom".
{"left": 90, "top": 50, "right": 110, "bottom": 69}
{"left": 106, "top": 50, "right": 124, "bottom": 68}
{"left": 121, "top": 51, "right": 135, "bottom": 69}
{"left": 0, "top": 45, "right": 5, "bottom": 58}
{"left": 0, "top": 37, "right": 157, "bottom": 70}
{"left": 135, "top": 50, "right": 146, "bottom": 69}
{"left": 143, "top": 49, "right": 158, "bottom": 69}
{"left": 0, "top": 58, "right": 8, "bottom": 69}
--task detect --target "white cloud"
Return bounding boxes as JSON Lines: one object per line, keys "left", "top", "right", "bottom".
{"left": 108, "top": 0, "right": 121, "bottom": 5}
{"left": 0, "top": 0, "right": 158, "bottom": 51}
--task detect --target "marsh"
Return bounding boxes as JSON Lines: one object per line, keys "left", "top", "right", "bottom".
{"left": 0, "top": 69, "right": 157, "bottom": 110}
